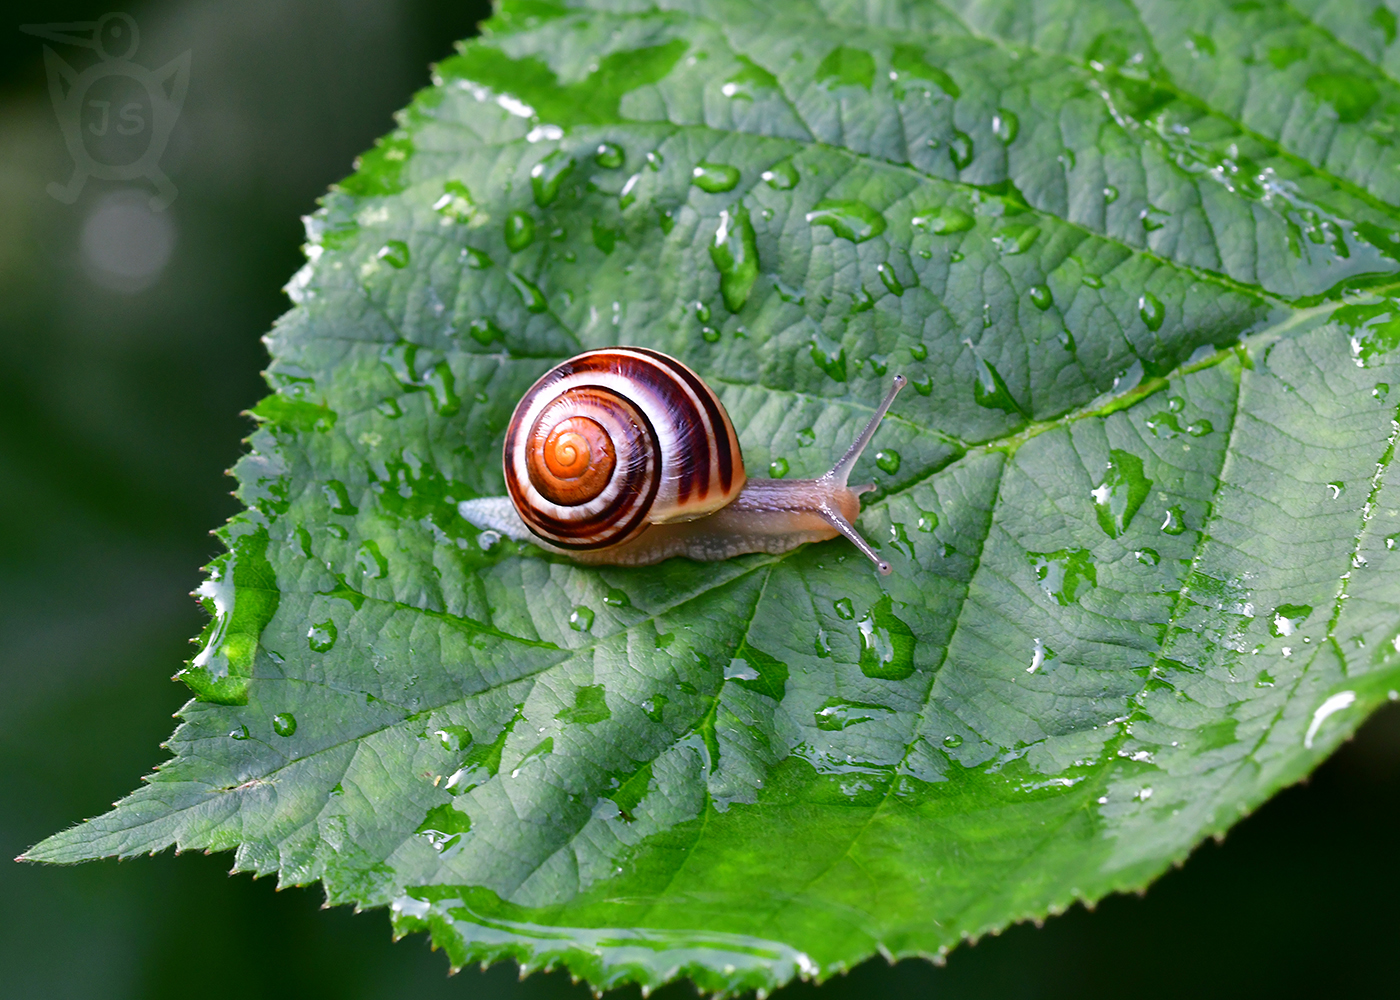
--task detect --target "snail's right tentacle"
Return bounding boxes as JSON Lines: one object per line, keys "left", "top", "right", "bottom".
{"left": 818, "top": 503, "right": 892, "bottom": 575}
{"left": 825, "top": 374, "right": 906, "bottom": 487}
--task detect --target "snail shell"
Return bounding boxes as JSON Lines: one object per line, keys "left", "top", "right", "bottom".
{"left": 503, "top": 347, "right": 746, "bottom": 550}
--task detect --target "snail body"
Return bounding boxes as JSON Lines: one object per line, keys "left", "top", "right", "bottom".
{"left": 458, "top": 348, "right": 905, "bottom": 574}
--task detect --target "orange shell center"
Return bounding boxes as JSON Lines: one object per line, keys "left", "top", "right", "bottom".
{"left": 528, "top": 416, "right": 616, "bottom": 505}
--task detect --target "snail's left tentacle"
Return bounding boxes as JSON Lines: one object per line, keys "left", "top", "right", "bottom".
{"left": 825, "top": 374, "right": 906, "bottom": 487}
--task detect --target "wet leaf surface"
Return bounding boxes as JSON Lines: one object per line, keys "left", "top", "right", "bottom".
{"left": 27, "top": 0, "right": 1400, "bottom": 993}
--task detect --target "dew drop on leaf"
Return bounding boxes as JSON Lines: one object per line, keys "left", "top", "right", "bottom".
{"left": 272, "top": 712, "right": 298, "bottom": 737}
{"left": 833, "top": 597, "right": 855, "bottom": 619}
{"left": 875, "top": 449, "right": 901, "bottom": 474}
{"left": 569, "top": 606, "right": 595, "bottom": 632}
{"left": 948, "top": 130, "right": 974, "bottom": 169}
{"left": 603, "top": 588, "right": 630, "bottom": 608}
{"left": 761, "top": 160, "right": 799, "bottom": 189}
{"left": 805, "top": 199, "right": 887, "bottom": 243}
{"left": 594, "top": 142, "right": 624, "bottom": 168}
{"left": 692, "top": 162, "right": 740, "bottom": 192}
{"left": 504, "top": 211, "right": 535, "bottom": 251}
{"left": 1139, "top": 291, "right": 1166, "bottom": 331}
{"left": 710, "top": 205, "right": 760, "bottom": 312}
{"left": 377, "top": 240, "right": 410, "bottom": 268}
{"left": 1160, "top": 505, "right": 1187, "bottom": 535}
{"left": 530, "top": 150, "right": 575, "bottom": 207}
{"left": 877, "top": 262, "right": 904, "bottom": 295}
{"left": 306, "top": 619, "right": 336, "bottom": 649}
{"left": 858, "top": 596, "right": 916, "bottom": 679}
{"left": 992, "top": 108, "right": 1019, "bottom": 143}
{"left": 1029, "top": 284, "right": 1053, "bottom": 310}
{"left": 768, "top": 457, "right": 789, "bottom": 478}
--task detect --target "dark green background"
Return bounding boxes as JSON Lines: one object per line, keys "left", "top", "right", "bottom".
{"left": 2, "top": 2, "right": 1396, "bottom": 997}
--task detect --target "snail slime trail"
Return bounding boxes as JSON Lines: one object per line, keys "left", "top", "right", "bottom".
{"left": 459, "top": 349, "right": 906, "bottom": 574}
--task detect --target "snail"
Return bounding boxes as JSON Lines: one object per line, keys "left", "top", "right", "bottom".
{"left": 457, "top": 347, "right": 906, "bottom": 574}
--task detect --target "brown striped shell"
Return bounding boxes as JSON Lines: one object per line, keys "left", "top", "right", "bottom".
{"left": 503, "top": 348, "right": 746, "bottom": 550}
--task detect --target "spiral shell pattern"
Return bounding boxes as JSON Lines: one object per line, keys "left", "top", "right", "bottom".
{"left": 504, "top": 348, "right": 745, "bottom": 550}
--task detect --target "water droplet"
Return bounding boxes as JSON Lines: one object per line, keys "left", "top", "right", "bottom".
{"left": 806, "top": 199, "right": 887, "bottom": 243}
{"left": 1374, "top": 382, "right": 1390, "bottom": 402}
{"left": 875, "top": 449, "right": 901, "bottom": 474}
{"left": 767, "top": 457, "right": 790, "bottom": 479}
{"left": 469, "top": 317, "right": 504, "bottom": 346}
{"left": 646, "top": 150, "right": 664, "bottom": 171}
{"left": 600, "top": 588, "right": 631, "bottom": 609}
{"left": 700, "top": 325, "right": 720, "bottom": 343}
{"left": 993, "top": 108, "right": 1019, "bottom": 143}
{"left": 1160, "top": 505, "right": 1187, "bottom": 535}
{"left": 569, "top": 606, "right": 595, "bottom": 632}
{"left": 1136, "top": 547, "right": 1160, "bottom": 566}
{"left": 972, "top": 356, "right": 1025, "bottom": 415}
{"left": 909, "top": 342, "right": 929, "bottom": 361}
{"left": 230, "top": 725, "right": 250, "bottom": 741}
{"left": 461, "top": 247, "right": 491, "bottom": 270}
{"left": 377, "top": 240, "right": 409, "bottom": 269}
{"left": 833, "top": 597, "right": 855, "bottom": 619}
{"left": 504, "top": 211, "right": 535, "bottom": 251}
{"left": 357, "top": 540, "right": 388, "bottom": 579}
{"left": 594, "top": 142, "right": 624, "bottom": 168}
{"left": 530, "top": 150, "right": 575, "bottom": 207}
{"left": 1027, "top": 548, "right": 1097, "bottom": 605}
{"left": 1388, "top": 533, "right": 1400, "bottom": 550}
{"left": 417, "top": 803, "right": 471, "bottom": 853}
{"left": 814, "top": 698, "right": 894, "bottom": 731}
{"left": 877, "top": 262, "right": 905, "bottom": 295}
{"left": 888, "top": 521, "right": 915, "bottom": 559}
{"left": 1327, "top": 481, "right": 1345, "bottom": 499}
{"left": 809, "top": 332, "right": 847, "bottom": 381}
{"left": 556, "top": 684, "right": 611, "bottom": 725}
{"left": 942, "top": 733, "right": 964, "bottom": 748}
{"left": 1103, "top": 185, "right": 1119, "bottom": 203}
{"left": 710, "top": 206, "right": 760, "bottom": 312}
{"left": 1138, "top": 291, "right": 1165, "bottom": 331}
{"left": 507, "top": 271, "right": 549, "bottom": 313}
{"left": 272, "top": 712, "right": 297, "bottom": 737}
{"left": 1168, "top": 396, "right": 1185, "bottom": 412}
{"left": 326, "top": 524, "right": 349, "bottom": 540}
{"left": 992, "top": 224, "right": 1039, "bottom": 255}
{"left": 619, "top": 173, "right": 642, "bottom": 209}
{"left": 948, "top": 130, "right": 974, "bottom": 169}
{"left": 1091, "top": 450, "right": 1153, "bottom": 538}
{"left": 422, "top": 362, "right": 460, "bottom": 415}
{"left": 322, "top": 479, "right": 358, "bottom": 515}
{"left": 434, "top": 724, "right": 471, "bottom": 752}
{"left": 1186, "top": 418, "right": 1214, "bottom": 436}
{"left": 1337, "top": 302, "right": 1400, "bottom": 367}
{"left": 1029, "top": 284, "right": 1053, "bottom": 310}
{"left": 796, "top": 427, "right": 816, "bottom": 447}
{"left": 1146, "top": 412, "right": 1181, "bottom": 438}
{"left": 642, "top": 694, "right": 667, "bottom": 723}
{"left": 1058, "top": 329, "right": 1076, "bottom": 352}
{"left": 692, "top": 162, "right": 740, "bottom": 193}
{"left": 858, "top": 596, "right": 916, "bottom": 679}
{"left": 911, "top": 375, "right": 933, "bottom": 395}
{"left": 1140, "top": 205, "right": 1169, "bottom": 232}
{"left": 914, "top": 205, "right": 975, "bottom": 235}
{"left": 1270, "top": 604, "right": 1313, "bottom": 638}
{"left": 433, "top": 180, "right": 475, "bottom": 223}
{"left": 761, "top": 160, "right": 799, "bottom": 189}
{"left": 917, "top": 509, "right": 939, "bottom": 532}
{"left": 308, "top": 619, "right": 337, "bottom": 651}
{"left": 813, "top": 628, "right": 832, "bottom": 658}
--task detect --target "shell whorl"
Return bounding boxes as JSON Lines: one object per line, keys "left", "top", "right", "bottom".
{"left": 503, "top": 348, "right": 746, "bottom": 550}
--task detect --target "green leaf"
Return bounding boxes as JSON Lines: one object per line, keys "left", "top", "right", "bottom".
{"left": 25, "top": 0, "right": 1400, "bottom": 994}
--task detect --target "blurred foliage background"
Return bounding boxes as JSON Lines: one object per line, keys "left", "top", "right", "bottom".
{"left": 1, "top": 2, "right": 1397, "bottom": 997}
